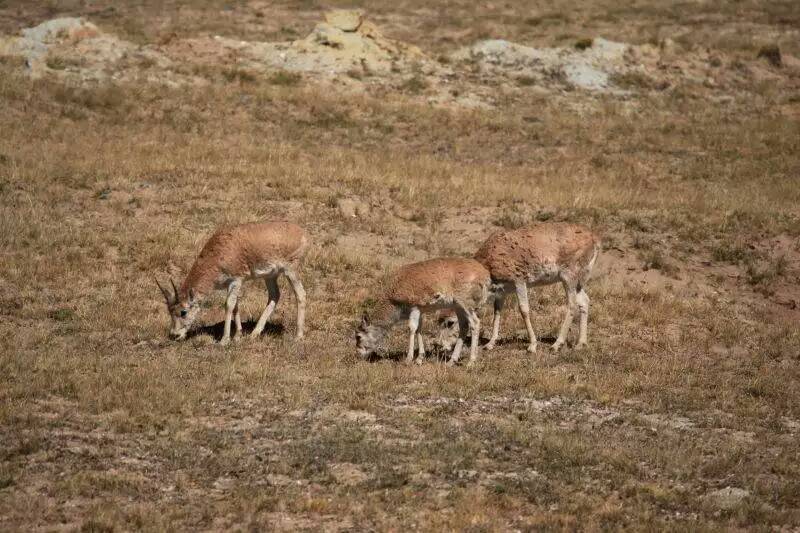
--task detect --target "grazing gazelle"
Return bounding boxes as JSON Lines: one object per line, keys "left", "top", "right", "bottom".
{"left": 471, "top": 223, "right": 601, "bottom": 353}
{"left": 156, "top": 221, "right": 309, "bottom": 345}
{"left": 355, "top": 257, "right": 490, "bottom": 367}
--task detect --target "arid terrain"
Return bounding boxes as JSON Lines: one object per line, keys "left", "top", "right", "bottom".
{"left": 1, "top": 0, "right": 799, "bottom": 530}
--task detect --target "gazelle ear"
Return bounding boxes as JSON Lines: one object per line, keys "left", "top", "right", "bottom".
{"left": 155, "top": 277, "right": 173, "bottom": 304}
{"left": 360, "top": 312, "right": 370, "bottom": 329}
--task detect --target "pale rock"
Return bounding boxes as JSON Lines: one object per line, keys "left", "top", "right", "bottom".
{"left": 704, "top": 487, "right": 750, "bottom": 510}
{"left": 325, "top": 10, "right": 364, "bottom": 32}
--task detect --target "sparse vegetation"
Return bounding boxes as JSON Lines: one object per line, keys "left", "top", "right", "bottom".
{"left": 0, "top": 0, "right": 799, "bottom": 531}
{"left": 400, "top": 74, "right": 428, "bottom": 94}
{"left": 267, "top": 69, "right": 302, "bottom": 86}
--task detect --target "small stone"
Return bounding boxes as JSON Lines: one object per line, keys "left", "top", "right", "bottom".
{"left": 325, "top": 10, "right": 364, "bottom": 32}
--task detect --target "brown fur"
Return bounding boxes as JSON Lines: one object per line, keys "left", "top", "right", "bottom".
{"left": 357, "top": 257, "right": 490, "bottom": 366}
{"left": 161, "top": 221, "right": 309, "bottom": 343}
{"left": 469, "top": 223, "right": 601, "bottom": 353}
{"left": 181, "top": 222, "right": 308, "bottom": 299}
{"left": 474, "top": 223, "right": 599, "bottom": 286}
{"left": 384, "top": 257, "right": 490, "bottom": 314}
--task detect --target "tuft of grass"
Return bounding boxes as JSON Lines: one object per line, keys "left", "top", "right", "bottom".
{"left": 45, "top": 55, "right": 83, "bottom": 71}
{"left": 223, "top": 68, "right": 257, "bottom": 84}
{"left": 400, "top": 75, "right": 428, "bottom": 94}
{"left": 267, "top": 70, "right": 302, "bottom": 86}
{"left": 712, "top": 241, "right": 753, "bottom": 264}
{"left": 746, "top": 255, "right": 787, "bottom": 286}
{"left": 757, "top": 44, "right": 782, "bottom": 67}
{"left": 611, "top": 71, "right": 662, "bottom": 90}
{"left": 574, "top": 38, "right": 593, "bottom": 50}
{"left": 494, "top": 209, "right": 528, "bottom": 229}
{"left": 49, "top": 308, "right": 76, "bottom": 322}
{"left": 642, "top": 249, "right": 679, "bottom": 276}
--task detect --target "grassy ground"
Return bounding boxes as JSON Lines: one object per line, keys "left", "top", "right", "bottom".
{"left": 1, "top": 1, "right": 800, "bottom": 530}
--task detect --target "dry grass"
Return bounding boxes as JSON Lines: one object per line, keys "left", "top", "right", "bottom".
{"left": 1, "top": 0, "right": 800, "bottom": 530}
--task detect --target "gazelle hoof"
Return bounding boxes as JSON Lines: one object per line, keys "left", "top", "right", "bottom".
{"left": 551, "top": 342, "right": 563, "bottom": 352}
{"left": 484, "top": 342, "right": 496, "bottom": 351}
{"left": 527, "top": 344, "right": 537, "bottom": 353}
{"left": 219, "top": 337, "right": 231, "bottom": 346}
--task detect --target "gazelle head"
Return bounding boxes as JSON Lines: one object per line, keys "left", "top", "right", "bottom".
{"left": 436, "top": 311, "right": 459, "bottom": 352}
{"left": 355, "top": 313, "right": 385, "bottom": 358}
{"left": 156, "top": 277, "right": 200, "bottom": 341}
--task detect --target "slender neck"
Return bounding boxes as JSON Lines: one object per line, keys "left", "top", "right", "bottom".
{"left": 372, "top": 298, "right": 402, "bottom": 330}
{"left": 180, "top": 261, "right": 220, "bottom": 301}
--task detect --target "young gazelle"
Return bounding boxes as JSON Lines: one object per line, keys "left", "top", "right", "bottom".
{"left": 473, "top": 223, "right": 601, "bottom": 353}
{"left": 156, "top": 221, "right": 309, "bottom": 345}
{"left": 355, "top": 258, "right": 491, "bottom": 366}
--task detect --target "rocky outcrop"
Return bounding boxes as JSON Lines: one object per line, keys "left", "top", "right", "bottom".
{"left": 0, "top": 17, "right": 171, "bottom": 82}
{"left": 453, "top": 37, "right": 628, "bottom": 91}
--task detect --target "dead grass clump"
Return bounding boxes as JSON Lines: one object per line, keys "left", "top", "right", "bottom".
{"left": 223, "top": 67, "right": 258, "bottom": 84}
{"left": 611, "top": 71, "right": 661, "bottom": 91}
{"left": 400, "top": 75, "right": 429, "bottom": 94}
{"left": 757, "top": 44, "right": 782, "bottom": 67}
{"left": 711, "top": 240, "right": 753, "bottom": 264}
{"left": 642, "top": 249, "right": 679, "bottom": 276}
{"left": 746, "top": 255, "right": 787, "bottom": 286}
{"left": 493, "top": 209, "right": 528, "bottom": 229}
{"left": 267, "top": 70, "right": 302, "bottom": 86}
{"left": 52, "top": 83, "right": 129, "bottom": 112}
{"left": 45, "top": 54, "right": 83, "bottom": 71}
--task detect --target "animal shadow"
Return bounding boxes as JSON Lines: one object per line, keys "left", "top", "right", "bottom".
{"left": 186, "top": 319, "right": 285, "bottom": 342}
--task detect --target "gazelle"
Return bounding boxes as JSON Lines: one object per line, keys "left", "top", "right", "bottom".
{"left": 156, "top": 221, "right": 309, "bottom": 345}
{"left": 474, "top": 223, "right": 601, "bottom": 353}
{"left": 355, "top": 257, "right": 490, "bottom": 367}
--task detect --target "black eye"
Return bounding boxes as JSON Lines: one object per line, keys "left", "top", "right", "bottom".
{"left": 179, "top": 309, "right": 188, "bottom": 318}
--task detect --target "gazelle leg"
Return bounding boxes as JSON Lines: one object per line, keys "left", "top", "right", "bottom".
{"left": 252, "top": 276, "right": 279, "bottom": 338}
{"left": 515, "top": 281, "right": 537, "bottom": 353}
{"left": 406, "top": 307, "right": 420, "bottom": 364}
{"left": 466, "top": 310, "right": 481, "bottom": 367}
{"left": 283, "top": 267, "right": 306, "bottom": 339}
{"left": 232, "top": 300, "right": 243, "bottom": 342}
{"left": 552, "top": 279, "right": 577, "bottom": 352}
{"left": 220, "top": 280, "right": 242, "bottom": 346}
{"left": 415, "top": 315, "right": 425, "bottom": 364}
{"left": 447, "top": 308, "right": 469, "bottom": 366}
{"left": 485, "top": 290, "right": 506, "bottom": 351}
{"left": 576, "top": 287, "right": 590, "bottom": 348}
